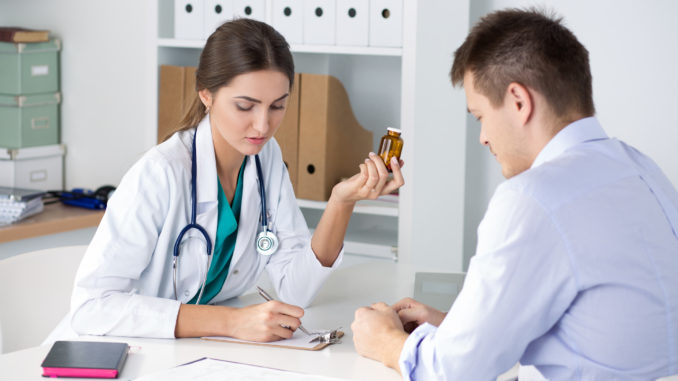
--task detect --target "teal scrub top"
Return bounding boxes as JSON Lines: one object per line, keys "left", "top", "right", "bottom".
{"left": 189, "top": 159, "right": 246, "bottom": 304}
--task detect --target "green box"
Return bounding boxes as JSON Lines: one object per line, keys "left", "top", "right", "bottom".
{"left": 0, "top": 40, "right": 60, "bottom": 95}
{"left": 0, "top": 93, "right": 60, "bottom": 149}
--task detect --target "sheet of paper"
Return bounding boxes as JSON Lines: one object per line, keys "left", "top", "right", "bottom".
{"left": 135, "top": 357, "right": 351, "bottom": 381}
{"left": 203, "top": 329, "right": 324, "bottom": 350}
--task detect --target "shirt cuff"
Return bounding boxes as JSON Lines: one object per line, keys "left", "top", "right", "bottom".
{"left": 399, "top": 322, "right": 437, "bottom": 381}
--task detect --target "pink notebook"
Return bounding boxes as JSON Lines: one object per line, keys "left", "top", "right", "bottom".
{"left": 41, "top": 341, "right": 129, "bottom": 378}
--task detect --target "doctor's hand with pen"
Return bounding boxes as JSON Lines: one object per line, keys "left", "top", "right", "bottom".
{"left": 222, "top": 289, "right": 306, "bottom": 342}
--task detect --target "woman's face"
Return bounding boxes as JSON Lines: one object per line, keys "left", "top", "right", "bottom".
{"left": 200, "top": 69, "right": 290, "bottom": 157}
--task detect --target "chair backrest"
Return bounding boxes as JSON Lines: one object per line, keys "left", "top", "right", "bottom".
{"left": 0, "top": 245, "right": 87, "bottom": 354}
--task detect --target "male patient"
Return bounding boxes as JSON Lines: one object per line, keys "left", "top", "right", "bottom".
{"left": 351, "top": 8, "right": 678, "bottom": 380}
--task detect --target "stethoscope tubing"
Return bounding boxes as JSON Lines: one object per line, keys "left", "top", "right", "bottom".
{"left": 172, "top": 128, "right": 276, "bottom": 304}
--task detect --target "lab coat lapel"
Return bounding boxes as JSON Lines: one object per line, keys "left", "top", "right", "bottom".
{"left": 231, "top": 155, "right": 259, "bottom": 266}
{"left": 194, "top": 116, "right": 218, "bottom": 253}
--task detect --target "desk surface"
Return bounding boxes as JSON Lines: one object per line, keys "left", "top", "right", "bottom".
{"left": 0, "top": 262, "right": 416, "bottom": 380}
{"left": 0, "top": 202, "right": 104, "bottom": 243}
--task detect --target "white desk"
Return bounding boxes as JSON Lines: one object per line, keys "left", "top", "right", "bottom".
{"left": 0, "top": 262, "right": 417, "bottom": 380}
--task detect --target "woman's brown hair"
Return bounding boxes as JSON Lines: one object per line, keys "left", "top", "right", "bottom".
{"left": 164, "top": 18, "right": 295, "bottom": 141}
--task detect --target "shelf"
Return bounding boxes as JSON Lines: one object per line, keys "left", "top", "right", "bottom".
{"left": 157, "top": 38, "right": 205, "bottom": 49}
{"left": 309, "top": 218, "right": 397, "bottom": 260}
{"left": 289, "top": 44, "right": 402, "bottom": 57}
{"left": 297, "top": 198, "right": 398, "bottom": 217}
{"left": 0, "top": 203, "right": 104, "bottom": 243}
{"left": 157, "top": 38, "right": 402, "bottom": 56}
{"left": 344, "top": 240, "right": 397, "bottom": 261}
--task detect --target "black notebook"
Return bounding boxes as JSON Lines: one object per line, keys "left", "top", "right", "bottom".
{"left": 41, "top": 341, "right": 129, "bottom": 379}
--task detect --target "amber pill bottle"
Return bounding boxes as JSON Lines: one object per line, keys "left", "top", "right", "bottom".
{"left": 377, "top": 127, "right": 403, "bottom": 171}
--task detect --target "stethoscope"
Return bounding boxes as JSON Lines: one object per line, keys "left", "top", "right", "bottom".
{"left": 172, "top": 130, "right": 279, "bottom": 304}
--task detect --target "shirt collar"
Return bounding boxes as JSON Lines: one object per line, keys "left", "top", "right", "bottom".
{"left": 531, "top": 116, "right": 608, "bottom": 169}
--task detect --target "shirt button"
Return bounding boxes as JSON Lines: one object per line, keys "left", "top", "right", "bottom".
{"left": 233, "top": 269, "right": 239, "bottom": 275}
{"left": 184, "top": 290, "right": 189, "bottom": 296}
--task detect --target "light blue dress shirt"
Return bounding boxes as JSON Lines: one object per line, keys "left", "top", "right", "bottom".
{"left": 399, "top": 117, "right": 678, "bottom": 380}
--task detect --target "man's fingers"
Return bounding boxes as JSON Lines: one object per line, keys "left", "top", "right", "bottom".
{"left": 391, "top": 297, "right": 417, "bottom": 312}
{"left": 371, "top": 302, "right": 392, "bottom": 312}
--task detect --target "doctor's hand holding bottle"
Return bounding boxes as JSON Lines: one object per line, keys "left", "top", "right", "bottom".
{"left": 310, "top": 153, "right": 404, "bottom": 268}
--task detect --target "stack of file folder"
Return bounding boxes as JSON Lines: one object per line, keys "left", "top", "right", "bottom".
{"left": 0, "top": 186, "right": 45, "bottom": 226}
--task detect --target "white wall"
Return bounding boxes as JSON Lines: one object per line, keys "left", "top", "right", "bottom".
{"left": 0, "top": 0, "right": 157, "bottom": 189}
{"left": 463, "top": 0, "right": 678, "bottom": 267}
{"left": 398, "top": 1, "right": 470, "bottom": 271}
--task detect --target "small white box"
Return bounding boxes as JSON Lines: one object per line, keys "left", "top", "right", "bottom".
{"left": 272, "top": 0, "right": 304, "bottom": 45}
{"left": 369, "top": 0, "right": 402, "bottom": 47}
{"left": 174, "top": 0, "right": 205, "bottom": 40}
{"left": 336, "top": 0, "right": 368, "bottom": 46}
{"left": 303, "top": 0, "right": 336, "bottom": 45}
{"left": 233, "top": 0, "right": 266, "bottom": 22}
{"left": 204, "top": 0, "right": 234, "bottom": 39}
{"left": 0, "top": 144, "right": 65, "bottom": 191}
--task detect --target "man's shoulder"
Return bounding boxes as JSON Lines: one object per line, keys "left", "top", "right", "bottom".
{"left": 502, "top": 142, "right": 633, "bottom": 210}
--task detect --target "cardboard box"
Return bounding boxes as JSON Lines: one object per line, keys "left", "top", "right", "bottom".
{"left": 303, "top": 0, "right": 336, "bottom": 45}
{"left": 174, "top": 0, "right": 205, "bottom": 40}
{"left": 272, "top": 0, "right": 304, "bottom": 45}
{"left": 0, "top": 92, "right": 60, "bottom": 149}
{"left": 369, "top": 0, "right": 403, "bottom": 47}
{"left": 297, "top": 73, "right": 373, "bottom": 201}
{"left": 233, "top": 0, "right": 266, "bottom": 22}
{"left": 0, "top": 144, "right": 64, "bottom": 191}
{"left": 0, "top": 40, "right": 60, "bottom": 95}
{"left": 158, "top": 65, "right": 197, "bottom": 143}
{"left": 274, "top": 73, "right": 301, "bottom": 192}
{"left": 336, "top": 0, "right": 369, "bottom": 46}
{"left": 204, "top": 0, "right": 234, "bottom": 39}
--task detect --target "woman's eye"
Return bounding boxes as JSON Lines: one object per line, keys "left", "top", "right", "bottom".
{"left": 236, "top": 103, "right": 253, "bottom": 111}
{"left": 270, "top": 103, "right": 285, "bottom": 110}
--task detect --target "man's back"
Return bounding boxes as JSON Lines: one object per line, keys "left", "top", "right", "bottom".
{"left": 508, "top": 118, "right": 678, "bottom": 379}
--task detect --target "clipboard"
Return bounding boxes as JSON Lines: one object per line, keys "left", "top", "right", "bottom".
{"left": 202, "top": 329, "right": 344, "bottom": 351}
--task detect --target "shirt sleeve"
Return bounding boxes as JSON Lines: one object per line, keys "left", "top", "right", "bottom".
{"left": 399, "top": 183, "right": 578, "bottom": 380}
{"left": 69, "top": 152, "right": 181, "bottom": 339}
{"left": 263, "top": 148, "right": 343, "bottom": 308}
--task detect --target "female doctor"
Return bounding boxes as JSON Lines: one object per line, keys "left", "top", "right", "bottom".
{"left": 54, "top": 18, "right": 404, "bottom": 343}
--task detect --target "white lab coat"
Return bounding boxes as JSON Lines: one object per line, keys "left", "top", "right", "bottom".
{"left": 49, "top": 116, "right": 343, "bottom": 340}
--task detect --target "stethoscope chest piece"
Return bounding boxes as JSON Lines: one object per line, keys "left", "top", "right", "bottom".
{"left": 256, "top": 229, "right": 279, "bottom": 256}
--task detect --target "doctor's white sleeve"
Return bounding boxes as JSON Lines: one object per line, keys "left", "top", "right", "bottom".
{"left": 69, "top": 153, "right": 181, "bottom": 339}
{"left": 264, "top": 158, "right": 343, "bottom": 308}
{"left": 399, "top": 185, "right": 578, "bottom": 380}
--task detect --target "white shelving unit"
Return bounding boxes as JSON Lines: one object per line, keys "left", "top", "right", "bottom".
{"left": 156, "top": 0, "right": 404, "bottom": 263}
{"left": 155, "top": 0, "right": 470, "bottom": 271}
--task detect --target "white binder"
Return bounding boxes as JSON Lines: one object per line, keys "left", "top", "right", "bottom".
{"left": 174, "top": 0, "right": 205, "bottom": 40}
{"left": 369, "top": 0, "right": 402, "bottom": 47}
{"left": 272, "top": 0, "right": 303, "bottom": 44}
{"left": 203, "top": 0, "right": 234, "bottom": 39}
{"left": 233, "top": 0, "right": 266, "bottom": 22}
{"left": 336, "top": 0, "right": 368, "bottom": 46}
{"left": 303, "top": 0, "right": 336, "bottom": 45}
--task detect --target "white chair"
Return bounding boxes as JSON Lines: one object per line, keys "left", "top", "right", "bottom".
{"left": 0, "top": 245, "right": 87, "bottom": 354}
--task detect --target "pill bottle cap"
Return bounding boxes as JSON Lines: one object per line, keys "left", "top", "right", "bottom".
{"left": 386, "top": 127, "right": 402, "bottom": 134}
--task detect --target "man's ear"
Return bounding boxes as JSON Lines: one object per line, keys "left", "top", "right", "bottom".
{"left": 506, "top": 82, "right": 533, "bottom": 126}
{"left": 198, "top": 88, "right": 212, "bottom": 109}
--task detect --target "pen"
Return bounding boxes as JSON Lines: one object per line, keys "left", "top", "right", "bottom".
{"left": 256, "top": 286, "right": 311, "bottom": 336}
